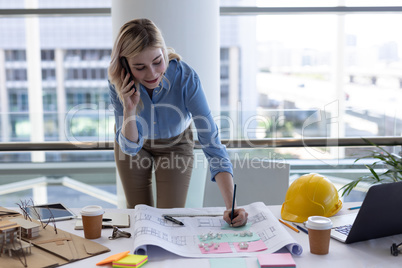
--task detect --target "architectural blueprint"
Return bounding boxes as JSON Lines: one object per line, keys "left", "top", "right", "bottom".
{"left": 132, "top": 202, "right": 302, "bottom": 258}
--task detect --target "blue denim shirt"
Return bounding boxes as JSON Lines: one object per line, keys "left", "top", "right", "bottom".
{"left": 109, "top": 59, "right": 233, "bottom": 180}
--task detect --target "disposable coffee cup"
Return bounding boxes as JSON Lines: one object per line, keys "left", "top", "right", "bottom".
{"left": 81, "top": 205, "right": 104, "bottom": 239}
{"left": 305, "top": 216, "right": 333, "bottom": 255}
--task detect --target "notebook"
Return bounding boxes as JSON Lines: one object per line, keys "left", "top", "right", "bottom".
{"left": 330, "top": 181, "right": 402, "bottom": 244}
{"left": 112, "top": 254, "right": 148, "bottom": 268}
{"left": 257, "top": 253, "right": 296, "bottom": 268}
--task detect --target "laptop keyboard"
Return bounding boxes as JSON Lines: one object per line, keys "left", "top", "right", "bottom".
{"left": 334, "top": 224, "right": 352, "bottom": 235}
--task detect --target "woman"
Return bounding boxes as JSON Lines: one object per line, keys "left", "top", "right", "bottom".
{"left": 108, "top": 18, "right": 247, "bottom": 227}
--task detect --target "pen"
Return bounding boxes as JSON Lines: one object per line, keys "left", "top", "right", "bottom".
{"left": 348, "top": 206, "right": 361, "bottom": 210}
{"left": 278, "top": 219, "right": 299, "bottom": 233}
{"left": 292, "top": 223, "right": 308, "bottom": 234}
{"left": 231, "top": 184, "right": 237, "bottom": 225}
{"left": 162, "top": 213, "right": 223, "bottom": 217}
{"left": 164, "top": 215, "right": 184, "bottom": 226}
{"left": 79, "top": 217, "right": 112, "bottom": 221}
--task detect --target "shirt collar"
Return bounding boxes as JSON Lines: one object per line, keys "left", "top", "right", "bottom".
{"left": 162, "top": 59, "right": 178, "bottom": 90}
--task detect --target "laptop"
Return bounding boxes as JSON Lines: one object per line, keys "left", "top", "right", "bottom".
{"left": 330, "top": 181, "right": 402, "bottom": 244}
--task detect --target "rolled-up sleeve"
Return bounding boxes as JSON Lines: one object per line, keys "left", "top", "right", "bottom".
{"left": 109, "top": 81, "right": 144, "bottom": 156}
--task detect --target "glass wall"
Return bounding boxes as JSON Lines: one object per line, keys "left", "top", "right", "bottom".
{"left": 219, "top": 6, "right": 402, "bottom": 161}
{"left": 0, "top": 2, "right": 113, "bottom": 161}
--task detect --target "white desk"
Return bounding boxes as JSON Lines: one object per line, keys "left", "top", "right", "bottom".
{"left": 57, "top": 203, "right": 402, "bottom": 268}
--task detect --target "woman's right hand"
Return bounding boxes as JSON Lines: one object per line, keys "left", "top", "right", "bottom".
{"left": 121, "top": 69, "right": 140, "bottom": 112}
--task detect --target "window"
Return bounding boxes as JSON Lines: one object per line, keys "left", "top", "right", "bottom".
{"left": 6, "top": 69, "right": 27, "bottom": 81}
{"left": 43, "top": 90, "right": 57, "bottom": 111}
{"left": 5, "top": 50, "right": 26, "bottom": 62}
{"left": 8, "top": 90, "right": 28, "bottom": 112}
{"left": 42, "top": 68, "right": 56, "bottom": 81}
{"left": 44, "top": 114, "right": 59, "bottom": 140}
{"left": 73, "top": 69, "right": 81, "bottom": 80}
{"left": 0, "top": 3, "right": 401, "bottom": 160}
{"left": 65, "top": 49, "right": 82, "bottom": 61}
{"left": 220, "top": 65, "right": 229, "bottom": 79}
{"left": 41, "top": 50, "right": 55, "bottom": 61}
{"left": 220, "top": 10, "right": 402, "bottom": 141}
{"left": 91, "top": 69, "right": 98, "bottom": 79}
{"left": 220, "top": 48, "right": 229, "bottom": 61}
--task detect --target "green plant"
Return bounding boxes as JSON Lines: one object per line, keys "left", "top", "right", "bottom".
{"left": 340, "top": 138, "right": 402, "bottom": 197}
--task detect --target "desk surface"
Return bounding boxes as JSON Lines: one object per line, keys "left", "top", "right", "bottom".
{"left": 55, "top": 203, "right": 401, "bottom": 268}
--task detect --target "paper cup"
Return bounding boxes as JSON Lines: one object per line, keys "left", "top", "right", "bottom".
{"left": 305, "top": 216, "right": 333, "bottom": 255}
{"left": 81, "top": 205, "right": 104, "bottom": 239}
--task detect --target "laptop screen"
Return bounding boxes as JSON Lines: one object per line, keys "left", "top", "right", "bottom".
{"left": 345, "top": 181, "right": 402, "bottom": 243}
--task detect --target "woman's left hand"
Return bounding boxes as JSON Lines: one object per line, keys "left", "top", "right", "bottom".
{"left": 223, "top": 208, "right": 248, "bottom": 227}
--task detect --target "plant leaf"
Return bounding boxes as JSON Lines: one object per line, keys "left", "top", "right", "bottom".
{"left": 341, "top": 137, "right": 402, "bottom": 197}
{"left": 366, "top": 165, "right": 381, "bottom": 182}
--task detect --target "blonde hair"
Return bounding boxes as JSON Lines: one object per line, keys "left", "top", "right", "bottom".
{"left": 108, "top": 18, "right": 181, "bottom": 113}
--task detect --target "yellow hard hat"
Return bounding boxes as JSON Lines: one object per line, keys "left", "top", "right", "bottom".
{"left": 281, "top": 173, "right": 342, "bottom": 223}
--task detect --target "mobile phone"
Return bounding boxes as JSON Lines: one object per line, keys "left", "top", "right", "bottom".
{"left": 120, "top": 57, "right": 137, "bottom": 92}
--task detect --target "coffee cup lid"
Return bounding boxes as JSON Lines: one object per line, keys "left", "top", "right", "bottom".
{"left": 81, "top": 205, "right": 104, "bottom": 216}
{"left": 305, "top": 216, "right": 333, "bottom": 230}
